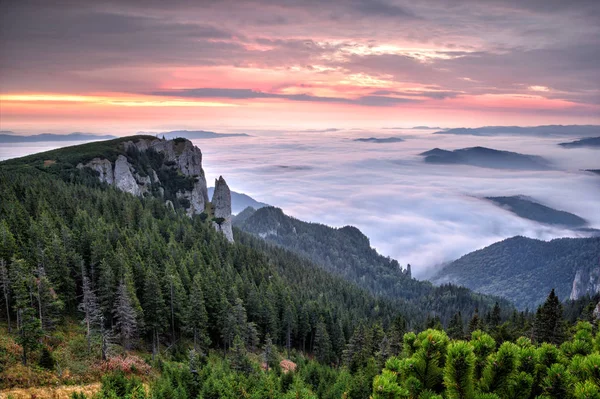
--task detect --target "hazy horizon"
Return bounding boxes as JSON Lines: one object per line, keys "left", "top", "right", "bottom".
{"left": 2, "top": 127, "right": 598, "bottom": 278}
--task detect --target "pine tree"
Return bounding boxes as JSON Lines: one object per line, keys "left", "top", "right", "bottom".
{"left": 444, "top": 341, "right": 475, "bottom": 399}
{"left": 143, "top": 269, "right": 167, "bottom": 359}
{"left": 533, "top": 289, "right": 565, "bottom": 345}
{"left": 113, "top": 281, "right": 138, "bottom": 350}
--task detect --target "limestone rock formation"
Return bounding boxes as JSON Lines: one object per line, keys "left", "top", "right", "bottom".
{"left": 78, "top": 137, "right": 232, "bottom": 241}
{"left": 570, "top": 267, "right": 600, "bottom": 300}
{"left": 114, "top": 155, "right": 142, "bottom": 196}
{"left": 124, "top": 138, "right": 208, "bottom": 215}
{"left": 211, "top": 176, "right": 234, "bottom": 242}
{"left": 77, "top": 158, "right": 114, "bottom": 185}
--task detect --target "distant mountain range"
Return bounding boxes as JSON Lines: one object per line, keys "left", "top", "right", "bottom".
{"left": 207, "top": 187, "right": 269, "bottom": 214}
{"left": 0, "top": 132, "right": 116, "bottom": 143}
{"left": 558, "top": 137, "right": 600, "bottom": 148}
{"left": 147, "top": 130, "right": 250, "bottom": 140}
{"left": 353, "top": 137, "right": 405, "bottom": 143}
{"left": 485, "top": 196, "right": 589, "bottom": 229}
{"left": 420, "top": 147, "right": 550, "bottom": 170}
{"left": 432, "top": 236, "right": 600, "bottom": 310}
{"left": 433, "top": 125, "right": 599, "bottom": 137}
{"left": 586, "top": 169, "right": 600, "bottom": 175}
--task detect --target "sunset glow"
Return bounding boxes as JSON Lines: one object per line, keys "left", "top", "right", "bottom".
{"left": 1, "top": 0, "right": 599, "bottom": 133}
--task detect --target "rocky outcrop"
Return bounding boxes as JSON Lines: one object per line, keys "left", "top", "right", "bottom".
{"left": 570, "top": 267, "right": 600, "bottom": 300}
{"left": 211, "top": 176, "right": 234, "bottom": 242}
{"left": 114, "top": 155, "right": 142, "bottom": 196}
{"left": 124, "top": 138, "right": 208, "bottom": 215}
{"left": 78, "top": 137, "right": 233, "bottom": 242}
{"left": 77, "top": 158, "right": 114, "bottom": 185}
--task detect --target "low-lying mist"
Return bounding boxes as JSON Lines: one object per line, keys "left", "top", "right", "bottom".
{"left": 198, "top": 128, "right": 599, "bottom": 278}
{"left": 1, "top": 128, "right": 598, "bottom": 278}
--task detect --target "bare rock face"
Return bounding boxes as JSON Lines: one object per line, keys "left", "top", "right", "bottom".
{"left": 114, "top": 155, "right": 141, "bottom": 196}
{"left": 211, "top": 176, "right": 234, "bottom": 242}
{"left": 593, "top": 301, "right": 600, "bottom": 321}
{"left": 127, "top": 138, "right": 209, "bottom": 215}
{"left": 570, "top": 267, "right": 600, "bottom": 300}
{"left": 79, "top": 137, "right": 233, "bottom": 242}
{"left": 77, "top": 158, "right": 114, "bottom": 185}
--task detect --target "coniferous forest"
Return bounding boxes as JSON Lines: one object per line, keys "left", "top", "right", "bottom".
{"left": 0, "top": 149, "right": 599, "bottom": 399}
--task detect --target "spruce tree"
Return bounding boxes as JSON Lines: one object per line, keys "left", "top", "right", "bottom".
{"left": 490, "top": 303, "right": 501, "bottom": 328}
{"left": 143, "top": 269, "right": 167, "bottom": 358}
{"left": 0, "top": 259, "right": 12, "bottom": 332}
{"left": 79, "top": 268, "right": 101, "bottom": 352}
{"left": 263, "top": 334, "right": 279, "bottom": 371}
{"left": 314, "top": 318, "right": 332, "bottom": 364}
{"left": 113, "top": 281, "right": 138, "bottom": 350}
{"left": 448, "top": 312, "right": 464, "bottom": 339}
{"left": 186, "top": 273, "right": 210, "bottom": 352}
{"left": 10, "top": 259, "right": 42, "bottom": 365}
{"left": 533, "top": 289, "right": 565, "bottom": 345}
{"left": 467, "top": 309, "right": 481, "bottom": 336}
{"left": 35, "top": 265, "right": 64, "bottom": 331}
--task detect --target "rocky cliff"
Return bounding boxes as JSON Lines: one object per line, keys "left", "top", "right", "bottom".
{"left": 211, "top": 176, "right": 234, "bottom": 242}
{"left": 77, "top": 137, "right": 233, "bottom": 241}
{"left": 570, "top": 266, "right": 600, "bottom": 300}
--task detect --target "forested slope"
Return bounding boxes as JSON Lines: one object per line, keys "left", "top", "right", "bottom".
{"left": 433, "top": 236, "right": 600, "bottom": 309}
{"left": 234, "top": 206, "right": 508, "bottom": 318}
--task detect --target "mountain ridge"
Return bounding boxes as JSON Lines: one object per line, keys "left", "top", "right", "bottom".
{"left": 432, "top": 235, "right": 600, "bottom": 309}
{"left": 420, "top": 146, "right": 551, "bottom": 170}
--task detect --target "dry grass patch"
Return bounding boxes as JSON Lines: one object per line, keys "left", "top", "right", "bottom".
{"left": 0, "top": 382, "right": 100, "bottom": 399}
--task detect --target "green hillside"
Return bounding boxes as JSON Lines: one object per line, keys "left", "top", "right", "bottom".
{"left": 432, "top": 236, "right": 600, "bottom": 309}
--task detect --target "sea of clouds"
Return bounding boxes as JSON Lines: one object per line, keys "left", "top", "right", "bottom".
{"left": 2, "top": 128, "right": 598, "bottom": 278}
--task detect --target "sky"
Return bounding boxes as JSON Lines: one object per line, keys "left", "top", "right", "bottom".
{"left": 1, "top": 0, "right": 600, "bottom": 133}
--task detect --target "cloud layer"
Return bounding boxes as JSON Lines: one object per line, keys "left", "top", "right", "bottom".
{"left": 1, "top": 0, "right": 599, "bottom": 130}
{"left": 1, "top": 128, "right": 599, "bottom": 278}
{"left": 193, "top": 128, "right": 600, "bottom": 278}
